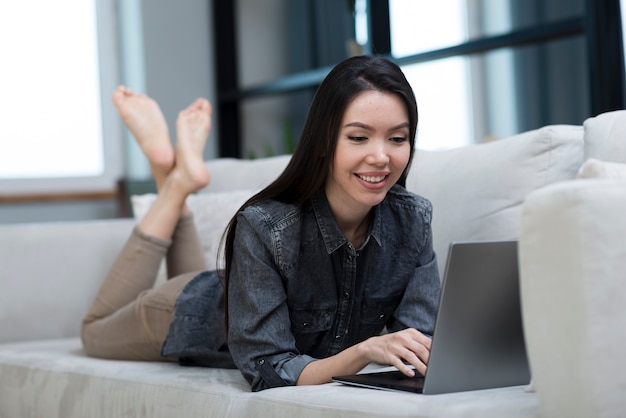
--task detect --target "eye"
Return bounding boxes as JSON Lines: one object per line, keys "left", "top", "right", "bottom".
{"left": 389, "top": 136, "right": 408, "bottom": 143}
{"left": 348, "top": 136, "right": 367, "bottom": 142}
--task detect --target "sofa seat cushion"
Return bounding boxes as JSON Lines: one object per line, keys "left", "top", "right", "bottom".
{"left": 0, "top": 338, "right": 539, "bottom": 418}
{"left": 407, "top": 125, "right": 583, "bottom": 276}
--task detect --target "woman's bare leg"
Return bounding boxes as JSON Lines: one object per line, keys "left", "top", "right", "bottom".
{"left": 113, "top": 86, "right": 207, "bottom": 274}
{"left": 165, "top": 100, "right": 213, "bottom": 276}
{"left": 137, "top": 97, "right": 211, "bottom": 240}
{"left": 112, "top": 86, "right": 174, "bottom": 189}
{"left": 81, "top": 95, "right": 212, "bottom": 360}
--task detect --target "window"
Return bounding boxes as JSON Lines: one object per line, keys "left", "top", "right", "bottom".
{"left": 213, "top": 0, "right": 624, "bottom": 158}
{"left": 389, "top": 0, "right": 472, "bottom": 150}
{"left": 387, "top": 0, "right": 590, "bottom": 149}
{"left": 0, "top": 0, "right": 122, "bottom": 195}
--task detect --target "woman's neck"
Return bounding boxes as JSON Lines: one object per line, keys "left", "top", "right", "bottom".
{"left": 334, "top": 209, "right": 372, "bottom": 248}
{"left": 324, "top": 188, "right": 374, "bottom": 248}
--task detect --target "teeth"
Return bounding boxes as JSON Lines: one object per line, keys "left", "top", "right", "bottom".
{"left": 358, "top": 175, "right": 386, "bottom": 183}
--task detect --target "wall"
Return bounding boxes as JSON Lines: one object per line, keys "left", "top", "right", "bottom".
{"left": 140, "top": 0, "right": 218, "bottom": 163}
{"left": 237, "top": 0, "right": 290, "bottom": 158}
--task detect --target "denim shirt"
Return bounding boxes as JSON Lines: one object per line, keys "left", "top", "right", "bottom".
{"left": 228, "top": 184, "right": 441, "bottom": 391}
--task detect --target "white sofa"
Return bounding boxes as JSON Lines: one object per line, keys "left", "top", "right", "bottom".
{"left": 1, "top": 111, "right": 625, "bottom": 418}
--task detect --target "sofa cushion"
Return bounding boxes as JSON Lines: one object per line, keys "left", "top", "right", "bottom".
{"left": 0, "top": 338, "right": 539, "bottom": 418}
{"left": 406, "top": 125, "right": 584, "bottom": 276}
{"left": 0, "top": 219, "right": 135, "bottom": 343}
{"left": 202, "top": 154, "right": 291, "bottom": 193}
{"left": 577, "top": 158, "right": 626, "bottom": 180}
{"left": 583, "top": 110, "right": 626, "bottom": 163}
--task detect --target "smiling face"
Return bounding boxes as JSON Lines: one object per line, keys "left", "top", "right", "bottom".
{"left": 325, "top": 90, "right": 411, "bottom": 220}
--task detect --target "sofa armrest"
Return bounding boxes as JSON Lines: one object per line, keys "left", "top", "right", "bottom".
{"left": 0, "top": 219, "right": 135, "bottom": 343}
{"left": 519, "top": 179, "right": 626, "bottom": 418}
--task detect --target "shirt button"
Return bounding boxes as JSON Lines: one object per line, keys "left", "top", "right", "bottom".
{"left": 335, "top": 335, "right": 341, "bottom": 340}
{"left": 344, "top": 292, "right": 350, "bottom": 298}
{"left": 258, "top": 359, "right": 265, "bottom": 365}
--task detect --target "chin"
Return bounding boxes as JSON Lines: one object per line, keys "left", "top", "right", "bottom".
{"left": 360, "top": 192, "right": 389, "bottom": 208}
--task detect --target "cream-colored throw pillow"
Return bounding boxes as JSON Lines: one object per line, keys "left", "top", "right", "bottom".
{"left": 406, "top": 125, "right": 584, "bottom": 277}
{"left": 583, "top": 110, "right": 626, "bottom": 164}
{"left": 577, "top": 158, "right": 626, "bottom": 180}
{"left": 131, "top": 190, "right": 255, "bottom": 277}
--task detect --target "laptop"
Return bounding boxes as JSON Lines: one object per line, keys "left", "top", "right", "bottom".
{"left": 332, "top": 240, "right": 530, "bottom": 394}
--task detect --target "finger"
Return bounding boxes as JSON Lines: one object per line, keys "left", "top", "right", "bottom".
{"left": 413, "top": 340, "right": 430, "bottom": 364}
{"left": 416, "top": 363, "right": 427, "bottom": 377}
{"left": 399, "top": 334, "right": 430, "bottom": 365}
{"left": 390, "top": 357, "right": 416, "bottom": 377}
{"left": 387, "top": 330, "right": 431, "bottom": 367}
{"left": 403, "top": 353, "right": 427, "bottom": 376}
{"left": 406, "top": 328, "right": 433, "bottom": 349}
{"left": 400, "top": 347, "right": 428, "bottom": 376}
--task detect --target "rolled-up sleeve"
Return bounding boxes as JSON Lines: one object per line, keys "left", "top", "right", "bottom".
{"left": 227, "top": 208, "right": 317, "bottom": 391}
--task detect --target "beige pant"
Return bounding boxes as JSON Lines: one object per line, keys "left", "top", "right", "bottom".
{"left": 81, "top": 215, "right": 207, "bottom": 361}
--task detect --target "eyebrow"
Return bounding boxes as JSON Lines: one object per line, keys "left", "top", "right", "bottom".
{"left": 344, "top": 121, "right": 410, "bottom": 131}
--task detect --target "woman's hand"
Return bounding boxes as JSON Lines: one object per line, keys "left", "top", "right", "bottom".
{"left": 356, "top": 328, "right": 432, "bottom": 377}
{"left": 296, "top": 328, "right": 431, "bottom": 386}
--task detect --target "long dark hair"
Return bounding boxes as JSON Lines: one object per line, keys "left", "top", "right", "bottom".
{"left": 220, "top": 55, "right": 418, "bottom": 317}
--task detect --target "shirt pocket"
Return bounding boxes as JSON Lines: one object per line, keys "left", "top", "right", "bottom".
{"left": 290, "top": 307, "right": 334, "bottom": 354}
{"left": 358, "top": 296, "right": 400, "bottom": 340}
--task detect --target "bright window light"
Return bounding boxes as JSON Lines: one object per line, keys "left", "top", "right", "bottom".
{"left": 354, "top": 0, "right": 368, "bottom": 46}
{"left": 389, "top": 0, "right": 472, "bottom": 150}
{"left": 389, "top": 0, "right": 466, "bottom": 55}
{"left": 0, "top": 0, "right": 104, "bottom": 179}
{"left": 401, "top": 58, "right": 472, "bottom": 150}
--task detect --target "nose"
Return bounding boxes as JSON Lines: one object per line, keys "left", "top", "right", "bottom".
{"left": 365, "top": 140, "right": 390, "bottom": 167}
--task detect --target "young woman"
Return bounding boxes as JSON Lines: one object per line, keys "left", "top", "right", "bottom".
{"left": 81, "top": 55, "right": 441, "bottom": 392}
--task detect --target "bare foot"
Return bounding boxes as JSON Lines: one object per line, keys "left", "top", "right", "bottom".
{"left": 112, "top": 86, "right": 174, "bottom": 183}
{"left": 172, "top": 98, "right": 212, "bottom": 193}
